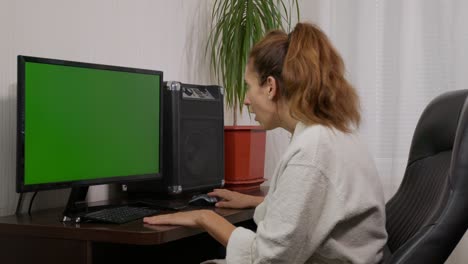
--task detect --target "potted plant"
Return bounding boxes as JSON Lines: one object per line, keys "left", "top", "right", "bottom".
{"left": 208, "top": 0, "right": 299, "bottom": 190}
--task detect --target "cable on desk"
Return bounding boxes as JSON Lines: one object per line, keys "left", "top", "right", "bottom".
{"left": 15, "top": 193, "right": 24, "bottom": 215}
{"left": 28, "top": 191, "right": 38, "bottom": 216}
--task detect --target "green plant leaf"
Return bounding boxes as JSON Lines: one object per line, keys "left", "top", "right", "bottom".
{"left": 207, "top": 0, "right": 300, "bottom": 125}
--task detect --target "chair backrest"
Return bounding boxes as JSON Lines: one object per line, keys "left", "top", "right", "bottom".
{"left": 384, "top": 90, "right": 468, "bottom": 264}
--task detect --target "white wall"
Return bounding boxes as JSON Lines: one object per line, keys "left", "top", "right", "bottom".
{"left": 0, "top": 0, "right": 293, "bottom": 214}
{"left": 0, "top": 0, "right": 297, "bottom": 216}
{"left": 0, "top": 0, "right": 215, "bottom": 215}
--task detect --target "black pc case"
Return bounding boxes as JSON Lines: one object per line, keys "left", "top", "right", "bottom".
{"left": 123, "top": 81, "right": 225, "bottom": 196}
{"left": 162, "top": 81, "right": 225, "bottom": 194}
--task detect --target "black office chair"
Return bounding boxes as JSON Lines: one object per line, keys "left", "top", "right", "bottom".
{"left": 384, "top": 90, "right": 468, "bottom": 263}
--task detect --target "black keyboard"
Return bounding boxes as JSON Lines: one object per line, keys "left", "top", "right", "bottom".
{"left": 82, "top": 206, "right": 160, "bottom": 224}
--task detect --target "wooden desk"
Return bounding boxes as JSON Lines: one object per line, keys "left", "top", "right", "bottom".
{"left": 0, "top": 188, "right": 265, "bottom": 264}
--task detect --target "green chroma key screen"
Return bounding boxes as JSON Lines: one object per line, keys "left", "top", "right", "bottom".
{"left": 23, "top": 60, "right": 161, "bottom": 186}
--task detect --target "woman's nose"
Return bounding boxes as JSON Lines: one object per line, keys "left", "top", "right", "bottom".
{"left": 244, "top": 96, "right": 250, "bottom": 105}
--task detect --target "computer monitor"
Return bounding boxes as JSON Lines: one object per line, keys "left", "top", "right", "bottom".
{"left": 16, "top": 55, "right": 163, "bottom": 217}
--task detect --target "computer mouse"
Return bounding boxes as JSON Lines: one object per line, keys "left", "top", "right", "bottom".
{"left": 188, "top": 194, "right": 219, "bottom": 206}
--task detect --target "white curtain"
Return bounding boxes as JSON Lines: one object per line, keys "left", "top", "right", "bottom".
{"left": 294, "top": 0, "right": 468, "bottom": 263}
{"left": 299, "top": 0, "right": 468, "bottom": 200}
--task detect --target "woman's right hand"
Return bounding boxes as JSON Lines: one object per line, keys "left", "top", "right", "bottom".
{"left": 208, "top": 189, "right": 264, "bottom": 209}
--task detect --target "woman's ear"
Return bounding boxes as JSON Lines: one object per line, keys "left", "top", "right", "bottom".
{"left": 266, "top": 76, "right": 278, "bottom": 100}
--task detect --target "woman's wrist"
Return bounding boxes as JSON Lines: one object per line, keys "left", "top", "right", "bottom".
{"left": 196, "top": 209, "right": 214, "bottom": 227}
{"left": 197, "top": 209, "right": 236, "bottom": 246}
{"left": 246, "top": 195, "right": 264, "bottom": 208}
{"left": 252, "top": 196, "right": 264, "bottom": 207}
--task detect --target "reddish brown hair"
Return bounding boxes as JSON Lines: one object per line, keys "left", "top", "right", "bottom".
{"left": 248, "top": 22, "right": 360, "bottom": 133}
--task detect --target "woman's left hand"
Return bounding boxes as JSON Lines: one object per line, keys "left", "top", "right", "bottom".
{"left": 143, "top": 210, "right": 209, "bottom": 228}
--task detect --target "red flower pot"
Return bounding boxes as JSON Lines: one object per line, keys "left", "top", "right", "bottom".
{"left": 224, "top": 126, "right": 266, "bottom": 191}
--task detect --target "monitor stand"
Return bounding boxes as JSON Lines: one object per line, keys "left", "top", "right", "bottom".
{"left": 62, "top": 186, "right": 89, "bottom": 223}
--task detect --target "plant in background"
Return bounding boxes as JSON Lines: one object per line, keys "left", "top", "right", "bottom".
{"left": 208, "top": 0, "right": 300, "bottom": 125}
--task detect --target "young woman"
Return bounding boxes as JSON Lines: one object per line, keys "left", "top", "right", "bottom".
{"left": 144, "top": 22, "right": 387, "bottom": 264}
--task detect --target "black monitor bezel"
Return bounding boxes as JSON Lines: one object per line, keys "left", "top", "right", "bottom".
{"left": 16, "top": 55, "right": 163, "bottom": 193}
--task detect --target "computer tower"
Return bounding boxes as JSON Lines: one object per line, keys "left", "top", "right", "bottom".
{"left": 163, "top": 81, "right": 225, "bottom": 194}
{"left": 123, "top": 81, "right": 225, "bottom": 196}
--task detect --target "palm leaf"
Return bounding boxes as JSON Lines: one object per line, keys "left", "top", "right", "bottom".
{"left": 207, "top": 0, "right": 300, "bottom": 124}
